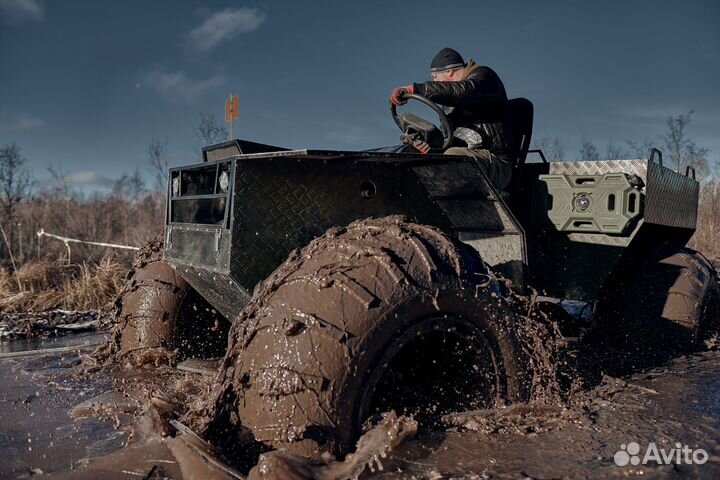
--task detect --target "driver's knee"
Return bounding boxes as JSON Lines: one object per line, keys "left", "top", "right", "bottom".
{"left": 444, "top": 147, "right": 470, "bottom": 156}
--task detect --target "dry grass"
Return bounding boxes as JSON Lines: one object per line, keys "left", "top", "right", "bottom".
{"left": 0, "top": 190, "right": 158, "bottom": 313}
{"left": 689, "top": 181, "right": 720, "bottom": 260}
{"left": 0, "top": 256, "right": 127, "bottom": 313}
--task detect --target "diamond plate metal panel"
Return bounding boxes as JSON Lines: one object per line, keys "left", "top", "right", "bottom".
{"left": 546, "top": 158, "right": 698, "bottom": 233}
{"left": 229, "top": 156, "right": 457, "bottom": 295}
{"left": 644, "top": 162, "right": 698, "bottom": 230}
{"left": 566, "top": 231, "right": 634, "bottom": 247}
{"left": 527, "top": 158, "right": 699, "bottom": 301}
{"left": 162, "top": 151, "right": 531, "bottom": 310}
{"left": 549, "top": 159, "right": 648, "bottom": 180}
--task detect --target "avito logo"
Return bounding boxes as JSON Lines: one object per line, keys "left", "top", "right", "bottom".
{"left": 614, "top": 442, "right": 708, "bottom": 466}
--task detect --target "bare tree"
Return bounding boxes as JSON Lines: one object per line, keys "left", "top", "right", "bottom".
{"left": 625, "top": 139, "right": 655, "bottom": 159}
{"left": 605, "top": 141, "right": 626, "bottom": 160}
{"left": 113, "top": 169, "right": 146, "bottom": 200}
{"left": 46, "top": 165, "right": 76, "bottom": 199}
{"left": 661, "top": 111, "right": 709, "bottom": 177}
{"left": 685, "top": 142, "right": 710, "bottom": 180}
{"left": 0, "top": 143, "right": 32, "bottom": 236}
{"left": 579, "top": 137, "right": 599, "bottom": 161}
{"left": 148, "top": 138, "right": 170, "bottom": 191}
{"left": 194, "top": 113, "right": 227, "bottom": 157}
{"left": 534, "top": 136, "right": 565, "bottom": 162}
{"left": 663, "top": 112, "right": 693, "bottom": 173}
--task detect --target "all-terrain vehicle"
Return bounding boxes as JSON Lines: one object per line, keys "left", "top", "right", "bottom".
{"left": 114, "top": 93, "right": 719, "bottom": 459}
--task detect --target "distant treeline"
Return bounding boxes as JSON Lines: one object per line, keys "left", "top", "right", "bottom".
{"left": 0, "top": 111, "right": 717, "bottom": 270}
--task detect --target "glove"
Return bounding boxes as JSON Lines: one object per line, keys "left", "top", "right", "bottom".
{"left": 412, "top": 139, "right": 430, "bottom": 154}
{"left": 390, "top": 85, "right": 414, "bottom": 106}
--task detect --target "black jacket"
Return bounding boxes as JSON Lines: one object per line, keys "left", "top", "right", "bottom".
{"left": 414, "top": 61, "right": 514, "bottom": 160}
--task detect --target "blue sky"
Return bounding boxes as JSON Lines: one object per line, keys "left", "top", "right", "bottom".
{"left": 1, "top": 0, "right": 718, "bottom": 189}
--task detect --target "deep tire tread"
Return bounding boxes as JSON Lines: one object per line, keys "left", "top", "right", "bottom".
{"left": 201, "top": 216, "right": 530, "bottom": 459}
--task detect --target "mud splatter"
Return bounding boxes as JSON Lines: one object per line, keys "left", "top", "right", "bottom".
{"left": 6, "top": 221, "right": 715, "bottom": 477}
{"left": 191, "top": 216, "right": 537, "bottom": 461}
{"left": 248, "top": 412, "right": 418, "bottom": 480}
{"left": 96, "top": 234, "right": 228, "bottom": 369}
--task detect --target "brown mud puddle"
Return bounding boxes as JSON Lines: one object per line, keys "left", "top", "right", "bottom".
{"left": 2, "top": 339, "right": 720, "bottom": 479}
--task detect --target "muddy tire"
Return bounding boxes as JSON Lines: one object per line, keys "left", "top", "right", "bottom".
{"left": 594, "top": 247, "right": 720, "bottom": 351}
{"left": 111, "top": 236, "right": 229, "bottom": 362}
{"left": 206, "top": 216, "right": 530, "bottom": 459}
{"left": 113, "top": 236, "right": 190, "bottom": 356}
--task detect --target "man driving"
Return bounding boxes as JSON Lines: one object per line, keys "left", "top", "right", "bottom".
{"left": 390, "top": 47, "right": 514, "bottom": 190}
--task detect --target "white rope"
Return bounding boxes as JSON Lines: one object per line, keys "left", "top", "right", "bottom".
{"left": 36, "top": 229, "right": 140, "bottom": 251}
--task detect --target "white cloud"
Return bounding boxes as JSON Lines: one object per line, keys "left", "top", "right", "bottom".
{"left": 39, "top": 171, "right": 116, "bottom": 190}
{"left": 63, "top": 171, "right": 115, "bottom": 187}
{"left": 139, "top": 69, "right": 225, "bottom": 103}
{"left": 324, "top": 128, "right": 371, "bottom": 146}
{"left": 187, "top": 7, "right": 265, "bottom": 52}
{"left": 0, "top": 0, "right": 44, "bottom": 23}
{"left": 615, "top": 104, "right": 695, "bottom": 120}
{"left": 323, "top": 124, "right": 391, "bottom": 148}
{"left": 0, "top": 112, "right": 46, "bottom": 131}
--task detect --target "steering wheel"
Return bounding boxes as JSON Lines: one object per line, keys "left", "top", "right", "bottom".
{"left": 389, "top": 93, "right": 453, "bottom": 151}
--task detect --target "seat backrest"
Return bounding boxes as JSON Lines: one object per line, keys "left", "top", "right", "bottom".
{"left": 505, "top": 98, "right": 534, "bottom": 193}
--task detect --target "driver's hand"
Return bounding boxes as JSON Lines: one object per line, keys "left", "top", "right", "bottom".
{"left": 390, "top": 85, "right": 414, "bottom": 106}
{"left": 412, "top": 139, "right": 430, "bottom": 154}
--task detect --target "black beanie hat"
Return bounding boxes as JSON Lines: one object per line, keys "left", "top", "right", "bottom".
{"left": 430, "top": 47, "right": 465, "bottom": 72}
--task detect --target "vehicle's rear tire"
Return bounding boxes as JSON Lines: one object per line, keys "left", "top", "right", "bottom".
{"left": 594, "top": 247, "right": 720, "bottom": 351}
{"left": 111, "top": 236, "right": 228, "bottom": 362}
{"left": 202, "top": 216, "right": 531, "bottom": 459}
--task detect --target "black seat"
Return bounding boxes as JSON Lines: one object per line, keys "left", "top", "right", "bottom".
{"left": 504, "top": 98, "right": 534, "bottom": 194}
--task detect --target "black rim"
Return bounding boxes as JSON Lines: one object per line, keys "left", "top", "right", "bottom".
{"left": 357, "top": 314, "right": 502, "bottom": 432}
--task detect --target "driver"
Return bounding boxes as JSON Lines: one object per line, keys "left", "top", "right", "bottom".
{"left": 390, "top": 47, "right": 514, "bottom": 190}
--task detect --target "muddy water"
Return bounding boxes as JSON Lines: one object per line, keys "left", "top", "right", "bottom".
{"left": 2, "top": 333, "right": 720, "bottom": 478}
{"left": 0, "top": 331, "right": 107, "bottom": 355}
{"left": 385, "top": 350, "right": 720, "bottom": 479}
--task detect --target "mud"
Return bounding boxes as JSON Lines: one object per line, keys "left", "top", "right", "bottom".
{"left": 104, "top": 235, "right": 190, "bottom": 360}
{"left": 2, "top": 222, "right": 719, "bottom": 478}
{"left": 247, "top": 412, "right": 418, "bottom": 480}
{"left": 190, "top": 216, "right": 537, "bottom": 460}
{"left": 99, "top": 234, "right": 229, "bottom": 369}
{"left": 2, "top": 335, "right": 720, "bottom": 478}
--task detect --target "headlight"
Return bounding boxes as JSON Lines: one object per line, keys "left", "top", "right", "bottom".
{"left": 218, "top": 170, "right": 229, "bottom": 193}
{"left": 172, "top": 176, "right": 180, "bottom": 196}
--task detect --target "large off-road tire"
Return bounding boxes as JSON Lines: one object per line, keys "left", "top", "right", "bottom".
{"left": 594, "top": 247, "right": 720, "bottom": 351}
{"left": 112, "top": 236, "right": 189, "bottom": 357}
{"left": 112, "top": 236, "right": 227, "bottom": 362}
{"left": 204, "top": 216, "right": 531, "bottom": 459}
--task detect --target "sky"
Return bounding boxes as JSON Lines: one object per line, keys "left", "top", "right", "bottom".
{"left": 1, "top": 0, "right": 719, "bottom": 190}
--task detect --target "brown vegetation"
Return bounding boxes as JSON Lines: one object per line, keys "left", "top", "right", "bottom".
{"left": 0, "top": 257, "right": 127, "bottom": 312}
{"left": 0, "top": 189, "right": 164, "bottom": 313}
{"left": 689, "top": 181, "right": 720, "bottom": 260}
{"left": 11, "top": 191, "right": 164, "bottom": 265}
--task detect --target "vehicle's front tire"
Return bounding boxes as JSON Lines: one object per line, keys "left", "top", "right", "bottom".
{"left": 202, "top": 216, "right": 531, "bottom": 459}
{"left": 111, "top": 236, "right": 228, "bottom": 363}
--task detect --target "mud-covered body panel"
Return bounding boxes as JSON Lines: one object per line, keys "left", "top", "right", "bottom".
{"left": 165, "top": 145, "right": 525, "bottom": 320}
